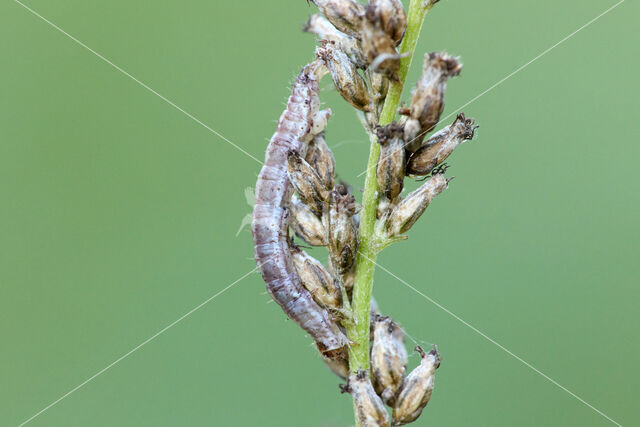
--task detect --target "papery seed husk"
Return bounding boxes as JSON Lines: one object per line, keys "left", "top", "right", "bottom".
{"left": 290, "top": 195, "right": 326, "bottom": 246}
{"left": 305, "top": 133, "right": 336, "bottom": 191}
{"left": 376, "top": 122, "right": 406, "bottom": 203}
{"left": 406, "top": 52, "right": 462, "bottom": 144}
{"left": 328, "top": 190, "right": 358, "bottom": 274}
{"left": 406, "top": 113, "right": 477, "bottom": 176}
{"left": 392, "top": 346, "right": 441, "bottom": 426}
{"left": 311, "top": 0, "right": 365, "bottom": 39}
{"left": 347, "top": 370, "right": 391, "bottom": 427}
{"left": 387, "top": 173, "right": 448, "bottom": 236}
{"left": 371, "top": 315, "right": 408, "bottom": 405}
{"left": 292, "top": 246, "right": 342, "bottom": 310}
{"left": 304, "top": 14, "right": 367, "bottom": 67}
{"left": 320, "top": 43, "right": 372, "bottom": 112}
{"left": 370, "top": 70, "right": 389, "bottom": 104}
{"left": 368, "top": 0, "right": 407, "bottom": 46}
{"left": 361, "top": 6, "right": 401, "bottom": 80}
{"left": 287, "top": 151, "right": 330, "bottom": 216}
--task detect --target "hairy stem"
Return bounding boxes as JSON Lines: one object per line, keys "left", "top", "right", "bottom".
{"left": 345, "top": 0, "right": 433, "bottom": 379}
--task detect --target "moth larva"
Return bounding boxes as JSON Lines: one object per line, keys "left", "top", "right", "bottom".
{"left": 252, "top": 60, "right": 348, "bottom": 357}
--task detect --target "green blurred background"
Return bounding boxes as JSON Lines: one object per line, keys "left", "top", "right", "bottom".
{"left": 1, "top": 0, "right": 638, "bottom": 425}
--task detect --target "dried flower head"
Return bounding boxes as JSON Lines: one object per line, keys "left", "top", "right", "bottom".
{"left": 371, "top": 315, "right": 409, "bottom": 405}
{"left": 311, "top": 0, "right": 365, "bottom": 39}
{"left": 344, "top": 370, "right": 391, "bottom": 427}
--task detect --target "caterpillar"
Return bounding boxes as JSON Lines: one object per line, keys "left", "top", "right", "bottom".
{"left": 251, "top": 60, "right": 348, "bottom": 357}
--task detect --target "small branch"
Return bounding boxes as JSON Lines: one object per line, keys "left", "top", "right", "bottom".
{"left": 345, "top": 0, "right": 434, "bottom": 377}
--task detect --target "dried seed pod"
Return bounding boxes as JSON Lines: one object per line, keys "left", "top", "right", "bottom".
{"left": 328, "top": 189, "right": 358, "bottom": 274}
{"left": 319, "top": 43, "right": 372, "bottom": 112}
{"left": 305, "top": 133, "right": 336, "bottom": 191}
{"left": 287, "top": 151, "right": 330, "bottom": 216}
{"left": 291, "top": 246, "right": 342, "bottom": 310}
{"left": 361, "top": 5, "right": 402, "bottom": 80}
{"left": 406, "top": 113, "right": 477, "bottom": 176}
{"left": 370, "top": 316, "right": 408, "bottom": 405}
{"left": 376, "top": 123, "right": 406, "bottom": 204}
{"left": 344, "top": 370, "right": 391, "bottom": 427}
{"left": 405, "top": 52, "right": 462, "bottom": 146}
{"left": 392, "top": 346, "right": 441, "bottom": 426}
{"left": 311, "top": 0, "right": 365, "bottom": 39}
{"left": 387, "top": 172, "right": 448, "bottom": 236}
{"left": 368, "top": 0, "right": 407, "bottom": 46}
{"left": 304, "top": 14, "right": 367, "bottom": 67}
{"left": 370, "top": 70, "right": 389, "bottom": 104}
{"left": 323, "top": 351, "right": 350, "bottom": 379}
{"left": 290, "top": 195, "right": 326, "bottom": 246}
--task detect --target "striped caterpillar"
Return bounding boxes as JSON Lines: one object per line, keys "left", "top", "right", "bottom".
{"left": 251, "top": 60, "right": 348, "bottom": 357}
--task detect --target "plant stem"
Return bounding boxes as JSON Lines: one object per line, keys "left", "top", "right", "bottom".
{"left": 345, "top": 0, "right": 433, "bottom": 376}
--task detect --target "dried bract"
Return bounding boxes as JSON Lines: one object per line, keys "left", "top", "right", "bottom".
{"left": 407, "top": 113, "right": 477, "bottom": 176}
{"left": 319, "top": 43, "right": 372, "bottom": 112}
{"left": 370, "top": 316, "right": 408, "bottom": 405}
{"left": 345, "top": 370, "right": 391, "bottom": 427}
{"left": 305, "top": 133, "right": 336, "bottom": 191}
{"left": 387, "top": 172, "right": 448, "bottom": 236}
{"left": 361, "top": 6, "right": 402, "bottom": 81}
{"left": 368, "top": 0, "right": 407, "bottom": 46}
{"left": 392, "top": 346, "right": 441, "bottom": 426}
{"left": 328, "top": 190, "right": 358, "bottom": 274}
{"left": 405, "top": 52, "right": 462, "bottom": 147}
{"left": 292, "top": 246, "right": 342, "bottom": 309}
{"left": 290, "top": 195, "right": 326, "bottom": 246}
{"left": 304, "top": 14, "right": 367, "bottom": 67}
{"left": 311, "top": 0, "right": 365, "bottom": 39}
{"left": 376, "top": 122, "right": 406, "bottom": 203}
{"left": 287, "top": 151, "right": 330, "bottom": 216}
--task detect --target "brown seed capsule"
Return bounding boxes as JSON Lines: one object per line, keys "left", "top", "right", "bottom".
{"left": 319, "top": 43, "right": 372, "bottom": 112}
{"left": 376, "top": 123, "right": 406, "bottom": 204}
{"left": 361, "top": 5, "right": 401, "bottom": 81}
{"left": 290, "top": 195, "right": 326, "bottom": 246}
{"left": 344, "top": 370, "right": 391, "bottom": 427}
{"left": 406, "top": 113, "right": 477, "bottom": 176}
{"left": 291, "top": 246, "right": 342, "bottom": 309}
{"left": 387, "top": 173, "right": 448, "bottom": 236}
{"left": 328, "top": 189, "right": 358, "bottom": 274}
{"left": 370, "top": 70, "right": 389, "bottom": 105}
{"left": 287, "top": 151, "right": 330, "bottom": 216}
{"left": 405, "top": 52, "right": 462, "bottom": 146}
{"left": 368, "top": 0, "right": 407, "bottom": 46}
{"left": 305, "top": 133, "right": 336, "bottom": 191}
{"left": 370, "top": 316, "right": 408, "bottom": 405}
{"left": 311, "top": 0, "right": 365, "bottom": 39}
{"left": 304, "top": 14, "right": 367, "bottom": 68}
{"left": 392, "top": 346, "right": 441, "bottom": 426}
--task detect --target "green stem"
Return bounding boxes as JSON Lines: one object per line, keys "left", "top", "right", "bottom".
{"left": 345, "top": 0, "right": 433, "bottom": 375}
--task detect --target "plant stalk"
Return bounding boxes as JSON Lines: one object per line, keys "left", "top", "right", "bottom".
{"left": 344, "top": 0, "right": 433, "bottom": 385}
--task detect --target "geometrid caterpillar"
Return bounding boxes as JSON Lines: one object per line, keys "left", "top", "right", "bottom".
{"left": 251, "top": 1, "right": 478, "bottom": 425}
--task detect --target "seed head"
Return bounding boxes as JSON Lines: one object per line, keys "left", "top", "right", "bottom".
{"left": 290, "top": 195, "right": 327, "bottom": 246}
{"left": 305, "top": 133, "right": 336, "bottom": 191}
{"left": 406, "top": 113, "right": 477, "bottom": 176}
{"left": 319, "top": 42, "right": 372, "bottom": 112}
{"left": 345, "top": 370, "right": 391, "bottom": 427}
{"left": 304, "top": 14, "right": 367, "bottom": 67}
{"left": 368, "top": 0, "right": 407, "bottom": 46}
{"left": 376, "top": 122, "right": 406, "bottom": 204}
{"left": 311, "top": 0, "right": 365, "bottom": 39}
{"left": 287, "top": 151, "right": 330, "bottom": 216}
{"left": 328, "top": 189, "right": 358, "bottom": 274}
{"left": 370, "top": 315, "right": 408, "bottom": 405}
{"left": 405, "top": 52, "right": 462, "bottom": 146}
{"left": 387, "top": 173, "right": 448, "bottom": 236}
{"left": 292, "top": 246, "right": 342, "bottom": 310}
{"left": 361, "top": 5, "right": 402, "bottom": 81}
{"left": 392, "top": 346, "right": 441, "bottom": 425}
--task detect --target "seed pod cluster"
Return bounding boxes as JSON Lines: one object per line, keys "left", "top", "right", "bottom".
{"left": 253, "top": 2, "right": 480, "bottom": 425}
